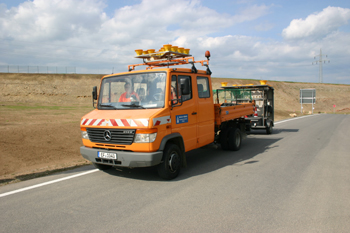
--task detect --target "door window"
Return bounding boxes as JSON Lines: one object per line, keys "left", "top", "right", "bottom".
{"left": 197, "top": 76, "right": 210, "bottom": 98}
{"left": 179, "top": 75, "right": 192, "bottom": 101}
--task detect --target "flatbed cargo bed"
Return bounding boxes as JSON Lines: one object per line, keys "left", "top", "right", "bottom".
{"left": 214, "top": 102, "right": 255, "bottom": 126}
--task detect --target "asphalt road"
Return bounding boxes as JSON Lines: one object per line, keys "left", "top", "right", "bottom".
{"left": 1, "top": 114, "right": 349, "bottom": 233}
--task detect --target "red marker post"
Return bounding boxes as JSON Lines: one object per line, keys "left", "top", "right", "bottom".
{"left": 333, "top": 104, "right": 336, "bottom": 113}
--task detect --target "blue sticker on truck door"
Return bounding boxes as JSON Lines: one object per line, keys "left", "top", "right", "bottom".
{"left": 176, "top": 114, "right": 188, "bottom": 124}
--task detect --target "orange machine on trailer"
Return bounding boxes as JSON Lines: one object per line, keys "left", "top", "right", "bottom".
{"left": 80, "top": 45, "right": 255, "bottom": 179}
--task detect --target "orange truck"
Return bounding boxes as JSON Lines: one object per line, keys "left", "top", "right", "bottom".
{"left": 80, "top": 45, "right": 255, "bottom": 179}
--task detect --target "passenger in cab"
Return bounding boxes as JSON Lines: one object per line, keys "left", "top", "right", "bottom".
{"left": 119, "top": 83, "right": 140, "bottom": 102}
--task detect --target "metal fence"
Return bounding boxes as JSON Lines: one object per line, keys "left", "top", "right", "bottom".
{"left": 0, "top": 65, "right": 76, "bottom": 74}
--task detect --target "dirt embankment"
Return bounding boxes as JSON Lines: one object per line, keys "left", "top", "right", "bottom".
{"left": 0, "top": 73, "right": 349, "bottom": 184}
{"left": 0, "top": 73, "right": 103, "bottom": 105}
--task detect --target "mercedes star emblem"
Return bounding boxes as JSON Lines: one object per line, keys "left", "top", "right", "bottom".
{"left": 103, "top": 130, "right": 112, "bottom": 141}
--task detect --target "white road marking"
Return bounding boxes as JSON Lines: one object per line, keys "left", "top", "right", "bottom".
{"left": 275, "top": 114, "right": 319, "bottom": 125}
{"left": 0, "top": 169, "right": 98, "bottom": 198}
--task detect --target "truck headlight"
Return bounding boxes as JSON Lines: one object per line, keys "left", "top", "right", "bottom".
{"left": 134, "top": 133, "right": 157, "bottom": 143}
{"left": 81, "top": 131, "right": 89, "bottom": 140}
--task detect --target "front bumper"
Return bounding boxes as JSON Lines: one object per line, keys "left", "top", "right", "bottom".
{"left": 80, "top": 146, "right": 163, "bottom": 168}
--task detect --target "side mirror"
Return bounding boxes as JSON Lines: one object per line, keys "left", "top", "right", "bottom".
{"left": 180, "top": 78, "right": 190, "bottom": 95}
{"left": 92, "top": 86, "right": 97, "bottom": 100}
{"left": 92, "top": 86, "right": 97, "bottom": 108}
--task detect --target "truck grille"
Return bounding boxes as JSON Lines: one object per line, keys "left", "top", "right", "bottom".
{"left": 86, "top": 128, "right": 135, "bottom": 145}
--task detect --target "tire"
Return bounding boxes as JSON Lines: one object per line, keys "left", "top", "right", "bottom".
{"left": 228, "top": 128, "right": 241, "bottom": 151}
{"left": 157, "top": 143, "right": 182, "bottom": 180}
{"left": 266, "top": 122, "right": 273, "bottom": 134}
{"left": 220, "top": 128, "right": 231, "bottom": 150}
{"left": 93, "top": 163, "right": 111, "bottom": 170}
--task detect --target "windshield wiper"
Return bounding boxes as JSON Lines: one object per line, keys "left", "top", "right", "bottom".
{"left": 99, "top": 104, "right": 118, "bottom": 109}
{"left": 122, "top": 103, "right": 146, "bottom": 109}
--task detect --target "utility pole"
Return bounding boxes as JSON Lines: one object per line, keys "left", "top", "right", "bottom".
{"left": 312, "top": 48, "right": 330, "bottom": 83}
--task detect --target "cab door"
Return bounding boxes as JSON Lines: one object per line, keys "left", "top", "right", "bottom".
{"left": 170, "top": 74, "right": 198, "bottom": 152}
{"left": 195, "top": 75, "right": 215, "bottom": 147}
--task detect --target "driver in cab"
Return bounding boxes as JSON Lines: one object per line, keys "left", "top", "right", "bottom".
{"left": 119, "top": 83, "right": 140, "bottom": 102}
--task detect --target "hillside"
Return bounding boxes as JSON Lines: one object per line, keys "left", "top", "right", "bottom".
{"left": 1, "top": 73, "right": 349, "bottom": 116}
{"left": 0, "top": 73, "right": 349, "bottom": 184}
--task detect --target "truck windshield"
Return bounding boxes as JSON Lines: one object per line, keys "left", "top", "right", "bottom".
{"left": 98, "top": 72, "right": 166, "bottom": 110}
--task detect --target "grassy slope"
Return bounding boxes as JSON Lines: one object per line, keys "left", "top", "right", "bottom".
{"left": 0, "top": 73, "right": 349, "bottom": 184}
{"left": 1, "top": 73, "right": 349, "bottom": 115}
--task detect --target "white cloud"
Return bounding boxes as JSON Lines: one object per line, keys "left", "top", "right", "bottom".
{"left": 282, "top": 6, "right": 350, "bottom": 41}
{"left": 0, "top": 1, "right": 349, "bottom": 84}
{"left": 0, "top": 0, "right": 271, "bottom": 65}
{"left": 254, "top": 21, "right": 274, "bottom": 31}
{"left": 1, "top": 0, "right": 107, "bottom": 41}
{"left": 98, "top": 0, "right": 270, "bottom": 49}
{"left": 232, "top": 4, "right": 270, "bottom": 23}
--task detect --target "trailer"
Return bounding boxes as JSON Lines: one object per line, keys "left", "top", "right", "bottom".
{"left": 215, "top": 83, "right": 274, "bottom": 134}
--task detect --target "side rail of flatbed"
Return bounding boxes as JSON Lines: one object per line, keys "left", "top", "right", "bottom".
{"left": 214, "top": 102, "right": 255, "bottom": 127}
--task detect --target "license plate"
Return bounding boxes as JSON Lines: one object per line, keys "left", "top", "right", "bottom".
{"left": 98, "top": 152, "right": 117, "bottom": 159}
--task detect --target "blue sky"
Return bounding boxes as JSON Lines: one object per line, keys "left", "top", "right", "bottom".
{"left": 1, "top": 0, "right": 350, "bottom": 84}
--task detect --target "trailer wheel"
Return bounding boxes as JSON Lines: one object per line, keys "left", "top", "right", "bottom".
{"left": 266, "top": 122, "right": 273, "bottom": 134}
{"left": 229, "top": 128, "right": 241, "bottom": 151}
{"left": 220, "top": 128, "right": 231, "bottom": 150}
{"left": 157, "top": 143, "right": 182, "bottom": 180}
{"left": 93, "top": 163, "right": 111, "bottom": 170}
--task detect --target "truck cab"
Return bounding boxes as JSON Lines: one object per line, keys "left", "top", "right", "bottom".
{"left": 81, "top": 47, "right": 215, "bottom": 179}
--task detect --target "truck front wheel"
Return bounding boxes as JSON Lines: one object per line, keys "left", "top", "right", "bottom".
{"left": 157, "top": 143, "right": 182, "bottom": 180}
